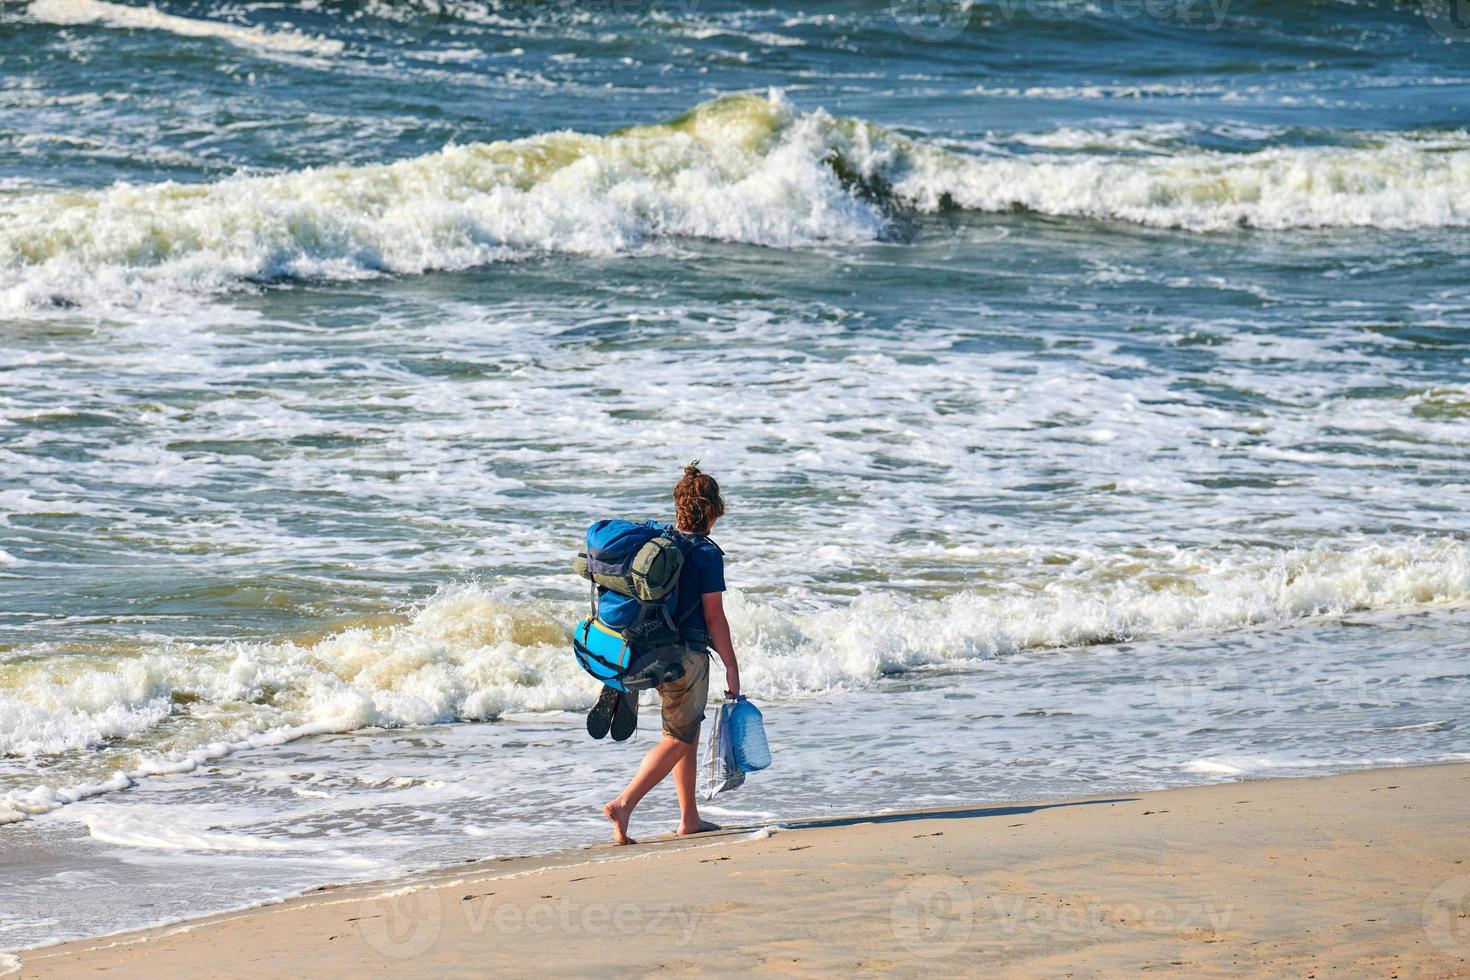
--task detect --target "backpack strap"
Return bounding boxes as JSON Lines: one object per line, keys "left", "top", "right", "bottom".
{"left": 676, "top": 608, "right": 710, "bottom": 648}
{"left": 666, "top": 528, "right": 722, "bottom": 554}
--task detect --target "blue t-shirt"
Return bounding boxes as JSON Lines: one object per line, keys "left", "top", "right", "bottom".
{"left": 675, "top": 536, "right": 725, "bottom": 638}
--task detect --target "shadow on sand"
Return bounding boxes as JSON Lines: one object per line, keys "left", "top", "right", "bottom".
{"left": 629, "top": 797, "right": 1143, "bottom": 847}
{"left": 776, "top": 797, "right": 1141, "bottom": 831}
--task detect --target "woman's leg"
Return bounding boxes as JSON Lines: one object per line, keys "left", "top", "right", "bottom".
{"left": 672, "top": 721, "right": 719, "bottom": 836}
{"left": 603, "top": 735, "right": 690, "bottom": 845}
{"left": 603, "top": 647, "right": 718, "bottom": 845}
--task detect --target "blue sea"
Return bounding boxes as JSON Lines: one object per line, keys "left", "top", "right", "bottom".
{"left": 1, "top": 0, "right": 1468, "bottom": 954}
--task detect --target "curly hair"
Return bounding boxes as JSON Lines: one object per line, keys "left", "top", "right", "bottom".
{"left": 673, "top": 461, "right": 725, "bottom": 535}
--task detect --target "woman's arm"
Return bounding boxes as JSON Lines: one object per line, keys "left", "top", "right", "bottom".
{"left": 701, "top": 591, "right": 740, "bottom": 698}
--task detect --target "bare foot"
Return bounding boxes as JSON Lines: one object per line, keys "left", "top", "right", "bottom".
{"left": 603, "top": 800, "right": 636, "bottom": 845}
{"left": 676, "top": 819, "right": 721, "bottom": 836}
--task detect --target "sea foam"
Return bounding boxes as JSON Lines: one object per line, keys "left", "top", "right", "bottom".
{"left": 25, "top": 0, "right": 345, "bottom": 56}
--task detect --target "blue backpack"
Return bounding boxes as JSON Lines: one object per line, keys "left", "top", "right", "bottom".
{"left": 570, "top": 520, "right": 718, "bottom": 690}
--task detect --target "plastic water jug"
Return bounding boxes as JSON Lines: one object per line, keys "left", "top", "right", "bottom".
{"left": 727, "top": 696, "right": 771, "bottom": 773}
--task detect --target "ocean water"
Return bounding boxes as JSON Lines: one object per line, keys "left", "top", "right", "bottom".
{"left": 2, "top": 0, "right": 1469, "bottom": 952}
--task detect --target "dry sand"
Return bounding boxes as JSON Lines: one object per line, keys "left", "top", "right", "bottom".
{"left": 16, "top": 764, "right": 1470, "bottom": 977}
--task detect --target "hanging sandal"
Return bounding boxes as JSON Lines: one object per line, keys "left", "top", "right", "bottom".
{"left": 586, "top": 685, "right": 619, "bottom": 740}
{"left": 610, "top": 689, "right": 639, "bottom": 742}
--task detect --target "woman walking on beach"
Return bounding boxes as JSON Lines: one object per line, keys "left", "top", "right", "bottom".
{"left": 602, "top": 464, "right": 741, "bottom": 845}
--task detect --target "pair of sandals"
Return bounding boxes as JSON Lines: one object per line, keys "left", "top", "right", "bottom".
{"left": 586, "top": 659, "right": 687, "bottom": 742}
{"left": 586, "top": 685, "right": 638, "bottom": 741}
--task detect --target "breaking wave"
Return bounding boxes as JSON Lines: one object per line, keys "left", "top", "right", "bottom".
{"left": 5, "top": 91, "right": 1470, "bottom": 310}
{"left": 2, "top": 536, "right": 1467, "bottom": 824}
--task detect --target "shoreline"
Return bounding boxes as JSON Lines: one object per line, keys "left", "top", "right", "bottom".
{"left": 14, "top": 761, "right": 1470, "bottom": 976}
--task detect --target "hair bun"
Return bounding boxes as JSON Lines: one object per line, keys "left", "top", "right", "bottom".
{"left": 673, "top": 459, "right": 723, "bottom": 534}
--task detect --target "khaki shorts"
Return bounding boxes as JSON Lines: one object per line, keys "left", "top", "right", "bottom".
{"left": 655, "top": 646, "right": 710, "bottom": 744}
